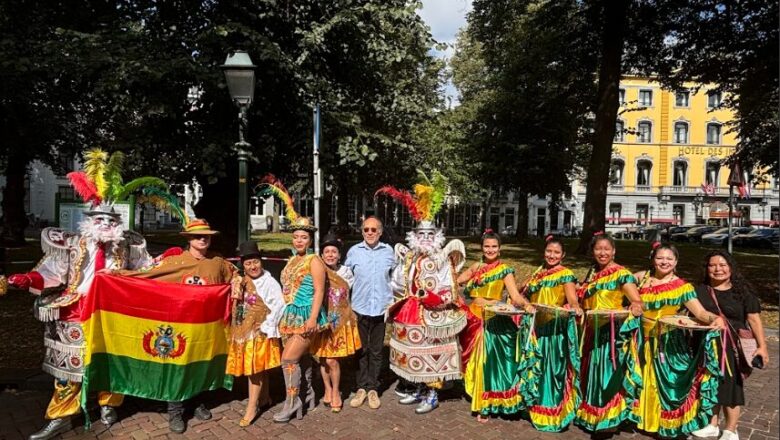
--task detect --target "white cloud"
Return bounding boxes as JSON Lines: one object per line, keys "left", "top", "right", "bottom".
{"left": 417, "top": 0, "right": 472, "bottom": 42}
{"left": 417, "top": 0, "right": 472, "bottom": 106}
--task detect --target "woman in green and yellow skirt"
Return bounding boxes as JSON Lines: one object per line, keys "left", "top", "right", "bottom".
{"left": 574, "top": 233, "right": 643, "bottom": 432}
{"left": 520, "top": 235, "right": 582, "bottom": 432}
{"left": 633, "top": 243, "right": 725, "bottom": 437}
{"left": 459, "top": 230, "right": 534, "bottom": 422}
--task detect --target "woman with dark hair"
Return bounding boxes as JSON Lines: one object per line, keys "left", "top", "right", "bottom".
{"left": 689, "top": 250, "right": 769, "bottom": 440}
{"left": 274, "top": 217, "right": 329, "bottom": 423}
{"left": 632, "top": 243, "right": 725, "bottom": 437}
{"left": 311, "top": 234, "right": 362, "bottom": 413}
{"left": 521, "top": 235, "right": 582, "bottom": 432}
{"left": 574, "top": 233, "right": 643, "bottom": 432}
{"left": 459, "top": 229, "right": 534, "bottom": 422}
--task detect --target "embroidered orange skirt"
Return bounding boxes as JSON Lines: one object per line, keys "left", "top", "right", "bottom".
{"left": 310, "top": 320, "right": 362, "bottom": 358}
{"left": 226, "top": 335, "right": 282, "bottom": 376}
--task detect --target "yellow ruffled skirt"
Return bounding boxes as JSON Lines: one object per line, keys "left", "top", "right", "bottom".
{"left": 226, "top": 335, "right": 282, "bottom": 376}
{"left": 311, "top": 319, "right": 362, "bottom": 358}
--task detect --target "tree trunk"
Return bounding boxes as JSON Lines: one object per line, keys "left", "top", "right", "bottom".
{"left": 1, "top": 150, "right": 30, "bottom": 246}
{"left": 576, "top": 0, "right": 629, "bottom": 255}
{"left": 515, "top": 190, "right": 529, "bottom": 239}
{"left": 195, "top": 161, "right": 239, "bottom": 256}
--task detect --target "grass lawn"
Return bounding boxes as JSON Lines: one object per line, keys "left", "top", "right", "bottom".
{"left": 1, "top": 233, "right": 777, "bottom": 371}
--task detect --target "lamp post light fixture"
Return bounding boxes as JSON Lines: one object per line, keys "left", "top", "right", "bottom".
{"left": 759, "top": 197, "right": 768, "bottom": 226}
{"left": 222, "top": 50, "right": 256, "bottom": 248}
{"left": 692, "top": 191, "right": 704, "bottom": 224}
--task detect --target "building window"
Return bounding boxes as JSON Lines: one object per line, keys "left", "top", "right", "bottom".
{"left": 673, "top": 161, "right": 687, "bottom": 187}
{"left": 330, "top": 196, "right": 337, "bottom": 225}
{"left": 609, "top": 203, "right": 622, "bottom": 224}
{"left": 675, "top": 91, "right": 689, "bottom": 107}
{"left": 610, "top": 159, "right": 625, "bottom": 186}
{"left": 636, "top": 204, "right": 649, "bottom": 225}
{"left": 639, "top": 89, "right": 653, "bottom": 106}
{"left": 706, "top": 162, "right": 721, "bottom": 187}
{"left": 614, "top": 120, "right": 625, "bottom": 142}
{"left": 637, "top": 159, "right": 652, "bottom": 187}
{"left": 347, "top": 194, "right": 357, "bottom": 225}
{"left": 707, "top": 91, "right": 722, "bottom": 109}
{"left": 618, "top": 88, "right": 626, "bottom": 105}
{"left": 504, "top": 207, "right": 515, "bottom": 229}
{"left": 673, "top": 204, "right": 685, "bottom": 225}
{"left": 637, "top": 121, "right": 652, "bottom": 143}
{"left": 673, "top": 122, "right": 689, "bottom": 144}
{"left": 706, "top": 123, "right": 722, "bottom": 145}
{"left": 57, "top": 185, "right": 76, "bottom": 201}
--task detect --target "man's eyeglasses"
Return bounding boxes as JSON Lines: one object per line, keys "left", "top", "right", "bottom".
{"left": 363, "top": 227, "right": 379, "bottom": 233}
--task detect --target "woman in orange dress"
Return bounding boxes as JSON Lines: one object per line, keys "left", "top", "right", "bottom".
{"left": 227, "top": 241, "right": 285, "bottom": 427}
{"left": 311, "top": 234, "right": 362, "bottom": 413}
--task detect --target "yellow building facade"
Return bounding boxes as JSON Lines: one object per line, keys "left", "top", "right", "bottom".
{"left": 598, "top": 75, "right": 779, "bottom": 229}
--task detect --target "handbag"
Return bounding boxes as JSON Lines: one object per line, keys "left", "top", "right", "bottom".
{"left": 708, "top": 287, "right": 754, "bottom": 379}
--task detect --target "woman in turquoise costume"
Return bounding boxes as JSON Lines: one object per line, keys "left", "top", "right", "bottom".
{"left": 521, "top": 235, "right": 582, "bottom": 432}
{"left": 255, "top": 176, "right": 328, "bottom": 424}
{"left": 273, "top": 216, "right": 329, "bottom": 423}
{"left": 574, "top": 233, "right": 643, "bottom": 432}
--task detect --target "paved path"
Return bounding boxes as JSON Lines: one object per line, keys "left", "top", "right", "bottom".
{"left": 2, "top": 341, "right": 777, "bottom": 440}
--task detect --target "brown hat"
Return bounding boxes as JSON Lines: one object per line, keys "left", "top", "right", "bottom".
{"left": 180, "top": 218, "right": 220, "bottom": 235}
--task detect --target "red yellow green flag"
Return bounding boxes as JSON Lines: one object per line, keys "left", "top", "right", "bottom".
{"left": 80, "top": 274, "right": 233, "bottom": 414}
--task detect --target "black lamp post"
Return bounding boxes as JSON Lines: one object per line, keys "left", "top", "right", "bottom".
{"left": 222, "top": 50, "right": 256, "bottom": 247}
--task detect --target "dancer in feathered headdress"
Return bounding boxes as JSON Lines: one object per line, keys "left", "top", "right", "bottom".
{"left": 253, "top": 174, "right": 323, "bottom": 424}
{"left": 6, "top": 148, "right": 156, "bottom": 437}
{"left": 376, "top": 170, "right": 476, "bottom": 416}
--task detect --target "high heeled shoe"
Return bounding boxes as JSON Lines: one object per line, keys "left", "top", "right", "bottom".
{"left": 273, "top": 397, "right": 303, "bottom": 423}
{"left": 273, "top": 361, "right": 304, "bottom": 423}
{"left": 238, "top": 408, "right": 258, "bottom": 428}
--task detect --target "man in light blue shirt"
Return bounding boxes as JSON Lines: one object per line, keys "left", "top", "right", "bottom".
{"left": 344, "top": 216, "right": 395, "bottom": 410}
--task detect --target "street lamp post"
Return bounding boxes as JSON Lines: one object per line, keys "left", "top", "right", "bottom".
{"left": 222, "top": 50, "right": 256, "bottom": 248}
{"left": 692, "top": 191, "right": 704, "bottom": 224}
{"left": 760, "top": 198, "right": 768, "bottom": 226}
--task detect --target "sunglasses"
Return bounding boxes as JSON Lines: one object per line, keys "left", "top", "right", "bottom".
{"left": 363, "top": 227, "right": 379, "bottom": 233}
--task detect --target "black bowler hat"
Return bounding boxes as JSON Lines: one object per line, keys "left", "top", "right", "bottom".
{"left": 320, "top": 233, "right": 342, "bottom": 252}
{"left": 238, "top": 241, "right": 262, "bottom": 260}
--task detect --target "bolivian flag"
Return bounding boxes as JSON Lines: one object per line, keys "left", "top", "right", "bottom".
{"left": 80, "top": 274, "right": 233, "bottom": 413}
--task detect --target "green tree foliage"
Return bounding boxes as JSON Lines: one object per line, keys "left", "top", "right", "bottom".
{"left": 0, "top": 0, "right": 443, "bottom": 247}
{"left": 452, "top": 1, "right": 597, "bottom": 237}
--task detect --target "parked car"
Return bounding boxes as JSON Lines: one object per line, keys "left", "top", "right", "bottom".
{"left": 701, "top": 227, "right": 754, "bottom": 246}
{"left": 668, "top": 225, "right": 694, "bottom": 236}
{"left": 733, "top": 228, "right": 780, "bottom": 249}
{"left": 670, "top": 225, "right": 706, "bottom": 242}
{"left": 500, "top": 225, "right": 516, "bottom": 236}
{"left": 672, "top": 225, "right": 718, "bottom": 243}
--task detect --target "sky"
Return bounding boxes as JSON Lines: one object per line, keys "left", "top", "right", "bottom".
{"left": 416, "top": 0, "right": 472, "bottom": 106}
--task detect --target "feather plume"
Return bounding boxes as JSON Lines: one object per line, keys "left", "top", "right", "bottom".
{"left": 413, "top": 183, "right": 434, "bottom": 220}
{"left": 66, "top": 172, "right": 102, "bottom": 206}
{"left": 429, "top": 171, "right": 447, "bottom": 218}
{"left": 115, "top": 177, "right": 167, "bottom": 201}
{"left": 140, "top": 187, "right": 188, "bottom": 224}
{"left": 83, "top": 149, "right": 109, "bottom": 199}
{"left": 375, "top": 186, "right": 421, "bottom": 221}
{"left": 103, "top": 151, "right": 125, "bottom": 201}
{"left": 255, "top": 175, "right": 298, "bottom": 223}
